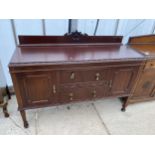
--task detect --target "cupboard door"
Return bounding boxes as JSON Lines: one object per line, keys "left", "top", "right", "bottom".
{"left": 132, "top": 70, "right": 155, "bottom": 98}
{"left": 111, "top": 67, "right": 138, "bottom": 95}
{"left": 17, "top": 72, "right": 57, "bottom": 107}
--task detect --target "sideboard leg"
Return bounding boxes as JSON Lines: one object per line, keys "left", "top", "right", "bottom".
{"left": 6, "top": 85, "right": 11, "bottom": 99}
{"left": 121, "top": 107, "right": 126, "bottom": 112}
{"left": 3, "top": 102, "right": 9, "bottom": 118}
{"left": 20, "top": 110, "right": 29, "bottom": 128}
{"left": 121, "top": 99, "right": 129, "bottom": 112}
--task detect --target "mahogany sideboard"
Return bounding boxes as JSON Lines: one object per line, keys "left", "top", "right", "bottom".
{"left": 9, "top": 32, "right": 145, "bottom": 128}
{"left": 125, "top": 35, "right": 155, "bottom": 105}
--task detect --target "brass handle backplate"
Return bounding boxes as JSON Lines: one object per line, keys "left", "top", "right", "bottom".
{"left": 70, "top": 72, "right": 75, "bottom": 80}
{"left": 109, "top": 80, "right": 112, "bottom": 88}
{"left": 53, "top": 85, "right": 56, "bottom": 94}
{"left": 69, "top": 93, "right": 74, "bottom": 101}
{"left": 95, "top": 73, "right": 100, "bottom": 81}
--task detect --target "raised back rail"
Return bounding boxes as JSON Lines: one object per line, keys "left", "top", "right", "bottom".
{"left": 18, "top": 31, "right": 123, "bottom": 45}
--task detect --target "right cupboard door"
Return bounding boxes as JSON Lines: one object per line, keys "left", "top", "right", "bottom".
{"left": 111, "top": 66, "right": 139, "bottom": 96}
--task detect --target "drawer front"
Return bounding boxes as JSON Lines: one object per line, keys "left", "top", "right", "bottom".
{"left": 84, "top": 69, "right": 110, "bottom": 82}
{"left": 59, "top": 81, "right": 111, "bottom": 103}
{"left": 60, "top": 68, "right": 110, "bottom": 84}
{"left": 144, "top": 60, "right": 155, "bottom": 70}
{"left": 60, "top": 70, "right": 84, "bottom": 84}
{"left": 59, "top": 84, "right": 90, "bottom": 103}
{"left": 89, "top": 81, "right": 112, "bottom": 98}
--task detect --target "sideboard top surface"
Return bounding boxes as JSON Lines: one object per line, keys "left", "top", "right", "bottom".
{"left": 9, "top": 44, "right": 144, "bottom": 66}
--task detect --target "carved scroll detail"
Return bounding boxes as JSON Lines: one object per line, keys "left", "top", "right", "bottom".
{"left": 64, "top": 31, "right": 88, "bottom": 41}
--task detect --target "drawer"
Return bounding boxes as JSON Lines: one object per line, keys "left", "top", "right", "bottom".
{"left": 59, "top": 69, "right": 110, "bottom": 84}
{"left": 59, "top": 81, "right": 111, "bottom": 103}
{"left": 144, "top": 60, "right": 155, "bottom": 70}
{"left": 84, "top": 69, "right": 110, "bottom": 82}
{"left": 89, "top": 81, "right": 112, "bottom": 99}
{"left": 59, "top": 84, "right": 91, "bottom": 103}
{"left": 60, "top": 70, "right": 84, "bottom": 84}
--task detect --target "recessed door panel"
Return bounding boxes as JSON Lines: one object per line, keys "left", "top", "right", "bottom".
{"left": 17, "top": 72, "right": 57, "bottom": 106}
{"left": 24, "top": 74, "right": 51, "bottom": 104}
{"left": 111, "top": 67, "right": 137, "bottom": 95}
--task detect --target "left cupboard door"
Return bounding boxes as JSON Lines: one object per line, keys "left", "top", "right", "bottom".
{"left": 16, "top": 72, "right": 58, "bottom": 108}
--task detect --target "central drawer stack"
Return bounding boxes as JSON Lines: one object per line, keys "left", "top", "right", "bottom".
{"left": 55, "top": 61, "right": 141, "bottom": 105}
{"left": 59, "top": 68, "right": 112, "bottom": 103}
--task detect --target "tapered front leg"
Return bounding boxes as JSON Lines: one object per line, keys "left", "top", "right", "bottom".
{"left": 121, "top": 100, "right": 128, "bottom": 112}
{"left": 6, "top": 85, "right": 11, "bottom": 99}
{"left": 20, "top": 110, "right": 29, "bottom": 128}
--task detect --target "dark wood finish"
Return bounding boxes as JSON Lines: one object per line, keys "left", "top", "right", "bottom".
{"left": 16, "top": 71, "right": 58, "bottom": 108}
{"left": 111, "top": 67, "right": 138, "bottom": 95}
{"left": 9, "top": 34, "right": 145, "bottom": 128}
{"left": 20, "top": 110, "right": 28, "bottom": 128}
{"left": 10, "top": 45, "right": 144, "bottom": 66}
{"left": 19, "top": 32, "right": 123, "bottom": 45}
{"left": 127, "top": 35, "right": 155, "bottom": 105}
{"left": 6, "top": 85, "right": 11, "bottom": 99}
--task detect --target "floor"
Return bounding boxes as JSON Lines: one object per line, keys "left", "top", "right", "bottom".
{"left": 0, "top": 95, "right": 155, "bottom": 135}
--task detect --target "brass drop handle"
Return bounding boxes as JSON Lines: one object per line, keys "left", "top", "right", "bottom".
{"left": 53, "top": 85, "right": 56, "bottom": 94}
{"left": 95, "top": 73, "right": 100, "bottom": 81}
{"left": 70, "top": 72, "right": 75, "bottom": 80}
{"left": 92, "top": 90, "right": 96, "bottom": 98}
{"left": 109, "top": 80, "right": 112, "bottom": 88}
{"left": 69, "top": 93, "right": 74, "bottom": 101}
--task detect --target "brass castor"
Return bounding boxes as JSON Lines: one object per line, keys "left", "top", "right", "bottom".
{"left": 121, "top": 108, "right": 126, "bottom": 112}
{"left": 24, "top": 121, "right": 29, "bottom": 128}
